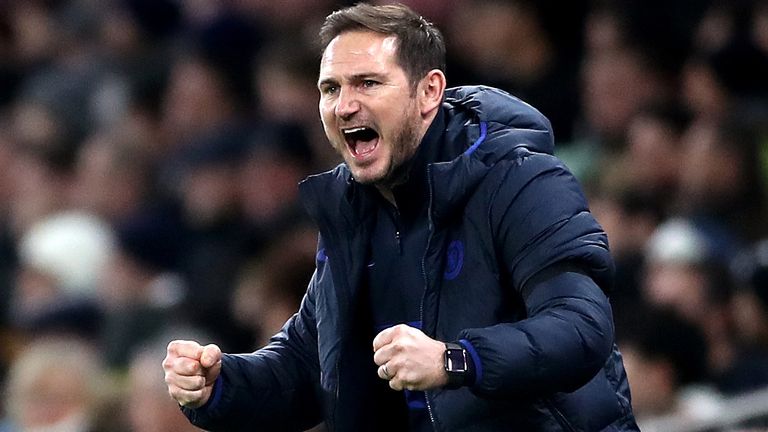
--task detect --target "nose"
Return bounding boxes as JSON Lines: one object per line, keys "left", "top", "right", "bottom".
{"left": 334, "top": 87, "right": 360, "bottom": 119}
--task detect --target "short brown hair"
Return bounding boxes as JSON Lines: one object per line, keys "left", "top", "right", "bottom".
{"left": 319, "top": 3, "right": 446, "bottom": 89}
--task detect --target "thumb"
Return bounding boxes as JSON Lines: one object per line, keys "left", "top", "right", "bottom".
{"left": 200, "top": 344, "right": 222, "bottom": 368}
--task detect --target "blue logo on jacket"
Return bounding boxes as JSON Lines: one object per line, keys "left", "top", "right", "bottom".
{"left": 316, "top": 248, "right": 328, "bottom": 263}
{"left": 444, "top": 240, "right": 464, "bottom": 280}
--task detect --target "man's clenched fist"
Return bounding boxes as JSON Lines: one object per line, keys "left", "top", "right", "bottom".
{"left": 372, "top": 324, "right": 448, "bottom": 391}
{"left": 163, "top": 340, "right": 222, "bottom": 408}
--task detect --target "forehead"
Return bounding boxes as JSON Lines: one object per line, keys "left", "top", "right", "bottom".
{"left": 319, "top": 31, "right": 400, "bottom": 78}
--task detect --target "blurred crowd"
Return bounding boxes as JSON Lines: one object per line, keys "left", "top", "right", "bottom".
{"left": 0, "top": 0, "right": 766, "bottom": 430}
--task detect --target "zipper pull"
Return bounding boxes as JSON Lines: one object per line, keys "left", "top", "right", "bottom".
{"left": 395, "top": 230, "right": 402, "bottom": 254}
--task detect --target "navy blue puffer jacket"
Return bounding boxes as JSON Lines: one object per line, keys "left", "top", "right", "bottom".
{"left": 183, "top": 86, "right": 639, "bottom": 431}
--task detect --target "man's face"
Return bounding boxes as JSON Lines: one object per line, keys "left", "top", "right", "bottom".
{"left": 318, "top": 31, "right": 422, "bottom": 186}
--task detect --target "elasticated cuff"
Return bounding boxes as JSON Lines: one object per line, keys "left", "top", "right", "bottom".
{"left": 458, "top": 338, "right": 483, "bottom": 386}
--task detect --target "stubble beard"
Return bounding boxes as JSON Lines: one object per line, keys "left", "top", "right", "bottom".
{"left": 374, "top": 116, "right": 420, "bottom": 190}
{"left": 331, "top": 107, "right": 422, "bottom": 189}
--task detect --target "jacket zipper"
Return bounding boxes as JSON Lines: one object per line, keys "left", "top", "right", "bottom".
{"left": 393, "top": 207, "right": 402, "bottom": 254}
{"left": 544, "top": 398, "right": 576, "bottom": 432}
{"left": 420, "top": 164, "right": 438, "bottom": 431}
{"left": 331, "top": 361, "right": 340, "bottom": 428}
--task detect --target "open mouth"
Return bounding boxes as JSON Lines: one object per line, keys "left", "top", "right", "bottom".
{"left": 343, "top": 126, "right": 380, "bottom": 159}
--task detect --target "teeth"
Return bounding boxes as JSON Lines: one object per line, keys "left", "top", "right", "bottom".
{"left": 343, "top": 127, "right": 367, "bottom": 135}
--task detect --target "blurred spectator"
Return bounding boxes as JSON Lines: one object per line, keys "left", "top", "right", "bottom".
{"left": 643, "top": 218, "right": 740, "bottom": 381}
{"left": 234, "top": 0, "right": 335, "bottom": 37}
{"left": 12, "top": 0, "right": 115, "bottom": 146}
{"left": 590, "top": 189, "right": 663, "bottom": 330}
{"left": 160, "top": 127, "right": 255, "bottom": 352}
{"left": 644, "top": 218, "right": 722, "bottom": 321}
{"left": 680, "top": 54, "right": 731, "bottom": 122}
{"left": 127, "top": 344, "right": 202, "bottom": 432}
{"left": 755, "top": 1, "right": 768, "bottom": 54}
{"left": 721, "top": 238, "right": 768, "bottom": 395}
{"left": 579, "top": 42, "right": 674, "bottom": 151}
{"left": 732, "top": 240, "right": 768, "bottom": 351}
{"left": 159, "top": 11, "right": 260, "bottom": 154}
{"left": 12, "top": 211, "right": 114, "bottom": 337}
{"left": 676, "top": 115, "right": 767, "bottom": 248}
{"left": 252, "top": 39, "right": 332, "bottom": 165}
{"left": 240, "top": 122, "right": 315, "bottom": 252}
{"left": 232, "top": 223, "right": 318, "bottom": 346}
{"left": 160, "top": 53, "right": 241, "bottom": 150}
{"left": 446, "top": 0, "right": 586, "bottom": 143}
{"left": 7, "top": 102, "right": 78, "bottom": 235}
{"left": 94, "top": 0, "right": 181, "bottom": 155}
{"left": 98, "top": 210, "right": 186, "bottom": 369}
{"left": 253, "top": 39, "right": 317, "bottom": 126}
{"left": 560, "top": 11, "right": 678, "bottom": 178}
{"left": 682, "top": 39, "right": 768, "bottom": 122}
{"left": 1, "top": 336, "right": 114, "bottom": 432}
{"left": 577, "top": 0, "right": 699, "bottom": 148}
{"left": 594, "top": 103, "right": 691, "bottom": 213}
{"left": 176, "top": 128, "right": 248, "bottom": 229}
{"left": 618, "top": 307, "right": 712, "bottom": 421}
{"left": 69, "top": 127, "right": 157, "bottom": 223}
{"left": 684, "top": 0, "right": 768, "bottom": 121}
{"left": 0, "top": 132, "right": 20, "bottom": 328}
{"left": 189, "top": 11, "right": 261, "bottom": 111}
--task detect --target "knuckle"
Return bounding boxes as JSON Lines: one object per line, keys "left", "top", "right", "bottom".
{"left": 169, "top": 387, "right": 183, "bottom": 401}
{"left": 171, "top": 356, "right": 184, "bottom": 370}
{"left": 391, "top": 358, "right": 404, "bottom": 369}
{"left": 162, "top": 353, "right": 178, "bottom": 368}
{"left": 170, "top": 359, "right": 185, "bottom": 375}
{"left": 177, "top": 357, "right": 198, "bottom": 374}
{"left": 187, "top": 364, "right": 201, "bottom": 376}
{"left": 404, "top": 371, "right": 418, "bottom": 383}
{"left": 167, "top": 340, "right": 181, "bottom": 352}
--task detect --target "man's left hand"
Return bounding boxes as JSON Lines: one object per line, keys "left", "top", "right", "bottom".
{"left": 372, "top": 324, "right": 448, "bottom": 391}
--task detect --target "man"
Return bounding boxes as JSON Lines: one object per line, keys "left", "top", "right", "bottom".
{"left": 163, "top": 3, "right": 639, "bottom": 431}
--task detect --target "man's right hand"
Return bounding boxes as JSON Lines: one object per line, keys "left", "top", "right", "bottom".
{"left": 163, "top": 340, "right": 222, "bottom": 408}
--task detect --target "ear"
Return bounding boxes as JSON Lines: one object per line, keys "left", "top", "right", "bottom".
{"left": 418, "top": 69, "right": 446, "bottom": 117}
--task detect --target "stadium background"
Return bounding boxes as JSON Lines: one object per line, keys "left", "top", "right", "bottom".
{"left": 0, "top": 0, "right": 767, "bottom": 430}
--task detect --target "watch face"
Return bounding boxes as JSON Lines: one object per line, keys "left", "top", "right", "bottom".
{"left": 445, "top": 347, "right": 468, "bottom": 373}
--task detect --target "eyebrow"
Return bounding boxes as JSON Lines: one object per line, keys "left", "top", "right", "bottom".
{"left": 317, "top": 77, "right": 337, "bottom": 89}
{"left": 318, "top": 72, "right": 387, "bottom": 88}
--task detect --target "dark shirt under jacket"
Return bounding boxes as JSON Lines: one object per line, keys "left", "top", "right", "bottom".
{"left": 366, "top": 109, "right": 447, "bottom": 431}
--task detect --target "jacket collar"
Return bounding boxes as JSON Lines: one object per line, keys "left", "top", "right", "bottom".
{"left": 388, "top": 106, "right": 446, "bottom": 216}
{"left": 300, "top": 85, "right": 555, "bottom": 228}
